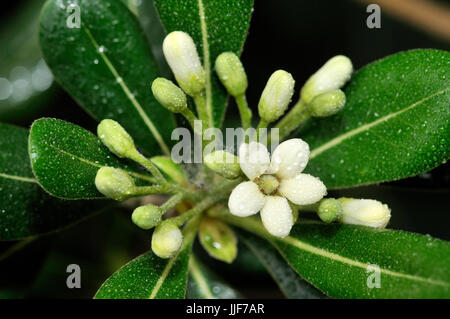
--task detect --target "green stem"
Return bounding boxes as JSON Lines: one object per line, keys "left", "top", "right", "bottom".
{"left": 0, "top": 237, "right": 36, "bottom": 263}
{"left": 193, "top": 93, "right": 209, "bottom": 129}
{"left": 172, "top": 177, "right": 242, "bottom": 227}
{"left": 274, "top": 99, "right": 312, "bottom": 141}
{"left": 235, "top": 94, "right": 252, "bottom": 129}
{"left": 161, "top": 193, "right": 184, "bottom": 211}
{"left": 129, "top": 151, "right": 167, "bottom": 185}
{"left": 253, "top": 119, "right": 269, "bottom": 142}
{"left": 181, "top": 108, "right": 202, "bottom": 136}
{"left": 132, "top": 184, "right": 176, "bottom": 196}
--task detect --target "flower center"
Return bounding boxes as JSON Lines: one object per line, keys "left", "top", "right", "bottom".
{"left": 256, "top": 174, "right": 280, "bottom": 195}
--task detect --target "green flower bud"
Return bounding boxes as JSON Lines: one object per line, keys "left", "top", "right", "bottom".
{"left": 317, "top": 198, "right": 342, "bottom": 223}
{"left": 151, "top": 78, "right": 188, "bottom": 113}
{"left": 132, "top": 204, "right": 163, "bottom": 230}
{"left": 215, "top": 52, "right": 248, "bottom": 97}
{"left": 97, "top": 119, "right": 136, "bottom": 158}
{"left": 309, "top": 89, "right": 346, "bottom": 117}
{"left": 151, "top": 222, "right": 183, "bottom": 259}
{"left": 301, "top": 55, "right": 353, "bottom": 104}
{"left": 204, "top": 150, "right": 241, "bottom": 179}
{"left": 163, "top": 31, "right": 205, "bottom": 96}
{"left": 258, "top": 70, "right": 295, "bottom": 123}
{"left": 95, "top": 167, "right": 135, "bottom": 200}
{"left": 338, "top": 198, "right": 391, "bottom": 229}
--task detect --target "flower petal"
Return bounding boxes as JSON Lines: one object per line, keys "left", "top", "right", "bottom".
{"left": 269, "top": 138, "right": 310, "bottom": 179}
{"left": 228, "top": 181, "right": 265, "bottom": 217}
{"left": 238, "top": 142, "right": 270, "bottom": 180}
{"left": 260, "top": 196, "right": 293, "bottom": 238}
{"left": 279, "top": 173, "right": 326, "bottom": 205}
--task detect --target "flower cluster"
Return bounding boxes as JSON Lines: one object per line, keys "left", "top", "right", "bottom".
{"left": 93, "top": 30, "right": 391, "bottom": 259}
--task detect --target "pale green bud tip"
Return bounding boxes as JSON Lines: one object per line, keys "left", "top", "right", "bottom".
{"left": 163, "top": 31, "right": 205, "bottom": 96}
{"left": 301, "top": 55, "right": 353, "bottom": 104}
{"left": 215, "top": 52, "right": 248, "bottom": 97}
{"left": 204, "top": 150, "right": 241, "bottom": 179}
{"left": 151, "top": 222, "right": 183, "bottom": 258}
{"left": 132, "top": 204, "right": 162, "bottom": 230}
{"left": 309, "top": 89, "right": 346, "bottom": 117}
{"left": 317, "top": 198, "right": 342, "bottom": 223}
{"left": 258, "top": 70, "right": 295, "bottom": 123}
{"left": 152, "top": 78, "right": 187, "bottom": 113}
{"left": 338, "top": 198, "right": 391, "bottom": 229}
{"left": 95, "top": 167, "right": 135, "bottom": 200}
{"left": 97, "top": 119, "right": 136, "bottom": 158}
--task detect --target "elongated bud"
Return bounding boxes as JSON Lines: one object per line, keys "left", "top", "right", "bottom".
{"left": 199, "top": 217, "right": 238, "bottom": 263}
{"left": 151, "top": 222, "right": 183, "bottom": 258}
{"left": 258, "top": 70, "right": 295, "bottom": 123}
{"left": 151, "top": 78, "right": 187, "bottom": 113}
{"left": 317, "top": 198, "right": 342, "bottom": 223}
{"left": 301, "top": 55, "right": 353, "bottom": 104}
{"left": 204, "top": 150, "right": 241, "bottom": 179}
{"left": 338, "top": 198, "right": 391, "bottom": 228}
{"left": 95, "top": 167, "right": 135, "bottom": 200}
{"left": 132, "top": 204, "right": 163, "bottom": 230}
{"left": 163, "top": 31, "right": 205, "bottom": 96}
{"left": 97, "top": 119, "right": 136, "bottom": 158}
{"left": 215, "top": 52, "right": 248, "bottom": 97}
{"left": 309, "top": 89, "right": 346, "bottom": 117}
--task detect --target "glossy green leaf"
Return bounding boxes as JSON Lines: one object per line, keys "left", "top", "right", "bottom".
{"left": 221, "top": 214, "right": 450, "bottom": 298}
{"left": 187, "top": 255, "right": 242, "bottom": 299}
{"left": 198, "top": 217, "right": 237, "bottom": 263}
{"left": 236, "top": 228, "right": 326, "bottom": 299}
{"left": 302, "top": 49, "right": 450, "bottom": 189}
{"left": 95, "top": 220, "right": 197, "bottom": 299}
{"left": 39, "top": 0, "right": 176, "bottom": 156}
{"left": 0, "top": 122, "right": 106, "bottom": 240}
{"left": 29, "top": 118, "right": 154, "bottom": 199}
{"left": 154, "top": 0, "right": 254, "bottom": 127}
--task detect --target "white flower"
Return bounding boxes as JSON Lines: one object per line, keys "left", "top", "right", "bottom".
{"left": 228, "top": 139, "right": 327, "bottom": 237}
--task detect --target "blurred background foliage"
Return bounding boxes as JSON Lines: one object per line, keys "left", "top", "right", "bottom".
{"left": 0, "top": 0, "right": 449, "bottom": 298}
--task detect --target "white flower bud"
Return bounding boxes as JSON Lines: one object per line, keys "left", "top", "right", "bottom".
{"left": 308, "top": 89, "right": 346, "bottom": 117}
{"left": 163, "top": 31, "right": 205, "bottom": 96}
{"left": 301, "top": 55, "right": 353, "bottom": 104}
{"left": 97, "top": 119, "right": 136, "bottom": 159}
{"left": 95, "top": 167, "right": 135, "bottom": 200}
{"left": 338, "top": 198, "right": 391, "bottom": 228}
{"left": 132, "top": 204, "right": 162, "bottom": 230}
{"left": 258, "top": 70, "right": 295, "bottom": 123}
{"left": 215, "top": 52, "right": 248, "bottom": 97}
{"left": 204, "top": 150, "right": 241, "bottom": 179}
{"left": 151, "top": 222, "right": 183, "bottom": 258}
{"left": 151, "top": 78, "right": 187, "bottom": 113}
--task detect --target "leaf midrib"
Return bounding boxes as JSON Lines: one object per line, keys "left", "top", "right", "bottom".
{"left": 46, "top": 144, "right": 155, "bottom": 184}
{"left": 310, "top": 87, "right": 450, "bottom": 159}
{"left": 189, "top": 256, "right": 214, "bottom": 299}
{"left": 0, "top": 172, "right": 37, "bottom": 184}
{"left": 82, "top": 25, "right": 170, "bottom": 156}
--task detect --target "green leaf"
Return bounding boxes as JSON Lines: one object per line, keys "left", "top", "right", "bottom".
{"left": 224, "top": 215, "right": 450, "bottom": 298}
{"left": 198, "top": 217, "right": 237, "bottom": 263}
{"left": 154, "top": 0, "right": 254, "bottom": 127}
{"left": 236, "top": 228, "right": 326, "bottom": 299}
{"left": 187, "top": 255, "right": 242, "bottom": 299}
{"left": 29, "top": 118, "right": 154, "bottom": 199}
{"left": 94, "top": 220, "right": 197, "bottom": 299}
{"left": 39, "top": 0, "right": 176, "bottom": 156}
{"left": 0, "top": 122, "right": 106, "bottom": 240}
{"left": 302, "top": 49, "right": 450, "bottom": 189}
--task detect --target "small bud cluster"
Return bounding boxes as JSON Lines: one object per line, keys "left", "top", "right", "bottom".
{"left": 301, "top": 55, "right": 353, "bottom": 117}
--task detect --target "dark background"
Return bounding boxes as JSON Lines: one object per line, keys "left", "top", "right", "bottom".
{"left": 0, "top": 0, "right": 449, "bottom": 298}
